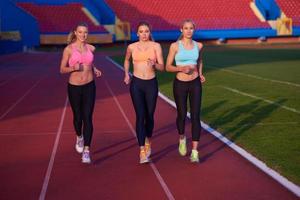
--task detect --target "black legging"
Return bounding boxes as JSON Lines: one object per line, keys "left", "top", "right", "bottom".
{"left": 173, "top": 77, "right": 202, "bottom": 141}
{"left": 130, "top": 76, "right": 158, "bottom": 146}
{"left": 67, "top": 81, "right": 96, "bottom": 147}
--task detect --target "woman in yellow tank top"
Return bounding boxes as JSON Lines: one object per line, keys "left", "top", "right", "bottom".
{"left": 123, "top": 21, "right": 164, "bottom": 164}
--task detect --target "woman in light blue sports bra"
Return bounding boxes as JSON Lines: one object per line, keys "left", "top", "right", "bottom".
{"left": 166, "top": 19, "right": 206, "bottom": 163}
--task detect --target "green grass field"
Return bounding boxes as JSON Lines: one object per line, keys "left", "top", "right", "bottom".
{"left": 109, "top": 43, "right": 300, "bottom": 185}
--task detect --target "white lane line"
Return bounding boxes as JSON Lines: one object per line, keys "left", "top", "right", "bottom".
{"left": 221, "top": 86, "right": 300, "bottom": 114}
{"left": 106, "top": 56, "right": 300, "bottom": 198}
{"left": 104, "top": 80, "right": 175, "bottom": 200}
{"left": 207, "top": 65, "right": 300, "bottom": 88}
{"left": 200, "top": 122, "right": 300, "bottom": 197}
{"left": 39, "top": 97, "right": 68, "bottom": 200}
{"left": 0, "top": 77, "right": 44, "bottom": 120}
{"left": 159, "top": 92, "right": 300, "bottom": 198}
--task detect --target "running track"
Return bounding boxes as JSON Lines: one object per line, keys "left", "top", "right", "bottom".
{"left": 0, "top": 52, "right": 298, "bottom": 200}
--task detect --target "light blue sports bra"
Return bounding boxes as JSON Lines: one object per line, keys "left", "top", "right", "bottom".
{"left": 175, "top": 40, "right": 199, "bottom": 66}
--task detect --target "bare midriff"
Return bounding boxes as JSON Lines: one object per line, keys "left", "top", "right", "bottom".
{"left": 69, "top": 65, "right": 94, "bottom": 85}
{"left": 176, "top": 65, "right": 199, "bottom": 81}
{"left": 133, "top": 61, "right": 156, "bottom": 80}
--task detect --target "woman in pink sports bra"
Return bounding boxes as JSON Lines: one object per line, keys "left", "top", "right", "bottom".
{"left": 124, "top": 21, "right": 164, "bottom": 164}
{"left": 60, "top": 22, "right": 102, "bottom": 164}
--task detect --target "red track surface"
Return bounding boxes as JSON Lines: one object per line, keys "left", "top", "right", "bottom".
{"left": 0, "top": 52, "right": 298, "bottom": 200}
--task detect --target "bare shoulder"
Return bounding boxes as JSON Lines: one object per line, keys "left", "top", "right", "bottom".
{"left": 87, "top": 44, "right": 96, "bottom": 52}
{"left": 152, "top": 41, "right": 162, "bottom": 49}
{"left": 196, "top": 41, "right": 203, "bottom": 49}
{"left": 127, "top": 43, "right": 136, "bottom": 51}
{"left": 170, "top": 41, "right": 179, "bottom": 51}
{"left": 64, "top": 45, "right": 72, "bottom": 54}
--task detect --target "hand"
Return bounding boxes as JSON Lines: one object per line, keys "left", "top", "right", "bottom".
{"left": 200, "top": 74, "right": 206, "bottom": 83}
{"left": 187, "top": 65, "right": 196, "bottom": 75}
{"left": 147, "top": 59, "right": 156, "bottom": 68}
{"left": 94, "top": 67, "right": 102, "bottom": 77}
{"left": 180, "top": 65, "right": 192, "bottom": 74}
{"left": 73, "top": 62, "right": 83, "bottom": 71}
{"left": 124, "top": 73, "right": 130, "bottom": 85}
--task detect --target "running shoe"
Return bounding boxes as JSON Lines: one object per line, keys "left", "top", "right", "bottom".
{"left": 190, "top": 149, "right": 199, "bottom": 163}
{"left": 82, "top": 150, "right": 91, "bottom": 164}
{"left": 75, "top": 136, "right": 84, "bottom": 153}
{"left": 178, "top": 136, "right": 187, "bottom": 156}
{"left": 140, "top": 149, "right": 149, "bottom": 164}
{"left": 145, "top": 140, "right": 151, "bottom": 158}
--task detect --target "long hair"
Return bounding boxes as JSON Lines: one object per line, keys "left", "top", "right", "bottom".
{"left": 67, "top": 22, "right": 89, "bottom": 44}
{"left": 177, "top": 19, "right": 196, "bottom": 41}
{"left": 136, "top": 21, "right": 154, "bottom": 41}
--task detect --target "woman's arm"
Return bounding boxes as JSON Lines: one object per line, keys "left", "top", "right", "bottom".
{"left": 151, "top": 43, "right": 164, "bottom": 71}
{"left": 88, "top": 44, "right": 101, "bottom": 77}
{"left": 123, "top": 45, "right": 132, "bottom": 84}
{"left": 197, "top": 42, "right": 205, "bottom": 83}
{"left": 60, "top": 47, "right": 74, "bottom": 73}
{"left": 88, "top": 44, "right": 96, "bottom": 52}
{"left": 92, "top": 63, "right": 102, "bottom": 77}
{"left": 60, "top": 46, "right": 81, "bottom": 73}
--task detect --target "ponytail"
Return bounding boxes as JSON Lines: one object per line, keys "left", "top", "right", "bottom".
{"left": 67, "top": 31, "right": 76, "bottom": 44}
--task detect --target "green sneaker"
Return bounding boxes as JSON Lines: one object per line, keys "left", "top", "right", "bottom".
{"left": 190, "top": 149, "right": 199, "bottom": 163}
{"left": 178, "top": 137, "right": 187, "bottom": 156}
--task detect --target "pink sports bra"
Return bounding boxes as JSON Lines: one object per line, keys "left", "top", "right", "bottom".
{"left": 68, "top": 43, "right": 94, "bottom": 67}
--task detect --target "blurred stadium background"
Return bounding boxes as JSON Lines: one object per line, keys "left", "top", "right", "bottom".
{"left": 0, "top": 0, "right": 299, "bottom": 54}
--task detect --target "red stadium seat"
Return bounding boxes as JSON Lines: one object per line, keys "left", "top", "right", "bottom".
{"left": 104, "top": 0, "right": 270, "bottom": 31}
{"left": 17, "top": 3, "right": 108, "bottom": 33}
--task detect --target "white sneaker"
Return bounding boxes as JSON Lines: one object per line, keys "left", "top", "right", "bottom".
{"left": 75, "top": 136, "right": 84, "bottom": 153}
{"left": 82, "top": 150, "right": 91, "bottom": 164}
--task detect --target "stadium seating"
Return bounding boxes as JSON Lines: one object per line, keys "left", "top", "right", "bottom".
{"left": 17, "top": 2, "right": 108, "bottom": 33}
{"left": 104, "top": 0, "right": 270, "bottom": 31}
{"left": 276, "top": 0, "right": 300, "bottom": 27}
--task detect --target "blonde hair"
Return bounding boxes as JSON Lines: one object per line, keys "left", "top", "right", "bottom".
{"left": 136, "top": 21, "right": 154, "bottom": 41}
{"left": 67, "top": 22, "right": 89, "bottom": 44}
{"left": 177, "top": 19, "right": 196, "bottom": 41}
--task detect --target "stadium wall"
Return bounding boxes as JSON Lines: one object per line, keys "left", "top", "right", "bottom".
{"left": 293, "top": 28, "right": 300, "bottom": 36}
{"left": 0, "top": 0, "right": 39, "bottom": 54}
{"left": 130, "top": 29, "right": 277, "bottom": 41}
